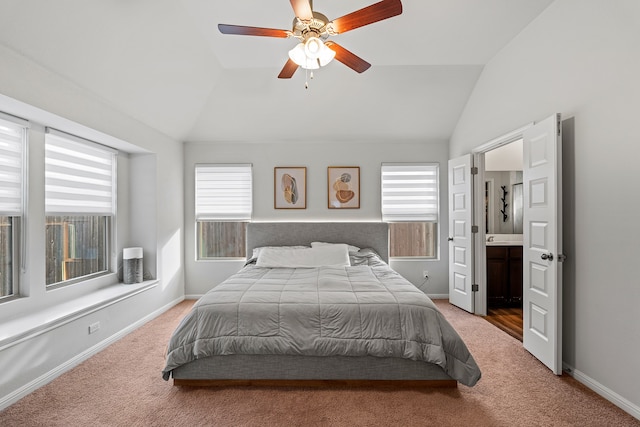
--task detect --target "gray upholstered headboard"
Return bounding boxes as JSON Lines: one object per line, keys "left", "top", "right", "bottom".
{"left": 246, "top": 222, "right": 389, "bottom": 263}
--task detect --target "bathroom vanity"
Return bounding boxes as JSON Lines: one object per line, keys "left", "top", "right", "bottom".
{"left": 486, "top": 236, "right": 523, "bottom": 308}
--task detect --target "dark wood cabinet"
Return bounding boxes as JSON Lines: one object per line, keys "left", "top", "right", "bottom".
{"left": 487, "top": 246, "right": 508, "bottom": 306}
{"left": 487, "top": 245, "right": 523, "bottom": 308}
{"left": 508, "top": 246, "right": 523, "bottom": 302}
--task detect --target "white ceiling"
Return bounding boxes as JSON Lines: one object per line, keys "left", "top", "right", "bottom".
{"left": 0, "top": 0, "right": 554, "bottom": 143}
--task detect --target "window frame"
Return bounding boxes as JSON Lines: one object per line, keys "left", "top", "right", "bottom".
{"left": 381, "top": 163, "right": 440, "bottom": 259}
{"left": 44, "top": 129, "right": 116, "bottom": 288}
{"left": 0, "top": 114, "right": 28, "bottom": 302}
{"left": 195, "top": 164, "right": 252, "bottom": 260}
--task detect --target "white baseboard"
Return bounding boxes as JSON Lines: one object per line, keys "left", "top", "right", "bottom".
{"left": 184, "top": 294, "right": 204, "bottom": 300}
{"left": 563, "top": 363, "right": 640, "bottom": 420}
{"left": 0, "top": 296, "right": 184, "bottom": 412}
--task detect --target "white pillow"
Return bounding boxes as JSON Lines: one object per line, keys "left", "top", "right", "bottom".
{"left": 256, "top": 244, "right": 350, "bottom": 268}
{"left": 250, "top": 245, "right": 309, "bottom": 260}
{"left": 311, "top": 241, "right": 361, "bottom": 253}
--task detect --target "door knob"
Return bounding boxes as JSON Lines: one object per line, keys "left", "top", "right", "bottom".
{"left": 448, "top": 237, "right": 454, "bottom": 241}
{"left": 541, "top": 253, "right": 554, "bottom": 261}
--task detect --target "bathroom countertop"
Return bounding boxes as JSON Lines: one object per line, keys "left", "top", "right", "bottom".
{"left": 486, "top": 234, "right": 523, "bottom": 246}
{"left": 486, "top": 241, "right": 523, "bottom": 246}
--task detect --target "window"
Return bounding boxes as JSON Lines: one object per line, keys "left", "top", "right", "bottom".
{"left": 381, "top": 163, "right": 439, "bottom": 258}
{"left": 45, "top": 128, "right": 116, "bottom": 286}
{"left": 0, "top": 115, "right": 27, "bottom": 299}
{"left": 195, "top": 164, "right": 252, "bottom": 259}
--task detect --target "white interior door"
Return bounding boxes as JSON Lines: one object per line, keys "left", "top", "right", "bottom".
{"left": 448, "top": 154, "right": 474, "bottom": 312}
{"left": 522, "top": 114, "right": 563, "bottom": 374}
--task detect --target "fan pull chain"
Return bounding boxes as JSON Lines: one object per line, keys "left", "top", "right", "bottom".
{"left": 305, "top": 69, "right": 315, "bottom": 89}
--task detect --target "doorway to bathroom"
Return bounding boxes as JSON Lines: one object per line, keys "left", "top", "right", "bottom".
{"left": 483, "top": 139, "right": 524, "bottom": 341}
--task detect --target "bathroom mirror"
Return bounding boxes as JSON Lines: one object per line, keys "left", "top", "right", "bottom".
{"left": 485, "top": 171, "right": 523, "bottom": 234}
{"left": 512, "top": 183, "right": 523, "bottom": 234}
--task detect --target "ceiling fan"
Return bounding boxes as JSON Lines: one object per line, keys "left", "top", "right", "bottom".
{"left": 218, "top": 0, "right": 403, "bottom": 79}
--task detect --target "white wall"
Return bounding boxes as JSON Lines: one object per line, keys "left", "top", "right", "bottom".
{"left": 0, "top": 44, "right": 184, "bottom": 408}
{"left": 184, "top": 140, "right": 450, "bottom": 297}
{"left": 449, "top": 0, "right": 640, "bottom": 416}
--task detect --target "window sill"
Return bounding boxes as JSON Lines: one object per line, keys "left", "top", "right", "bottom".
{"left": 0, "top": 280, "right": 158, "bottom": 351}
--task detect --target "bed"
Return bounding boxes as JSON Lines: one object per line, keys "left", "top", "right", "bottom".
{"left": 163, "top": 222, "right": 481, "bottom": 388}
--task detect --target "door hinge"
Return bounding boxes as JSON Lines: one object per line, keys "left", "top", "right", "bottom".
{"left": 471, "top": 166, "right": 478, "bottom": 175}
{"left": 471, "top": 225, "right": 479, "bottom": 233}
{"left": 472, "top": 284, "right": 479, "bottom": 292}
{"left": 558, "top": 254, "right": 567, "bottom": 262}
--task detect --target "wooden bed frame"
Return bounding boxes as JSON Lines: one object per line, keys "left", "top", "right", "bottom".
{"left": 174, "top": 379, "right": 457, "bottom": 388}
{"left": 171, "top": 222, "right": 458, "bottom": 389}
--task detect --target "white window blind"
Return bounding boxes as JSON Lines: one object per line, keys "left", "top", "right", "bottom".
{"left": 45, "top": 128, "right": 116, "bottom": 216}
{"left": 0, "top": 117, "right": 27, "bottom": 216}
{"left": 195, "top": 164, "right": 252, "bottom": 221}
{"left": 381, "top": 163, "right": 439, "bottom": 222}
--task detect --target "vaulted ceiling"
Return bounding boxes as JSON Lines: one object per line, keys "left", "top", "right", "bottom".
{"left": 0, "top": 0, "right": 554, "bottom": 143}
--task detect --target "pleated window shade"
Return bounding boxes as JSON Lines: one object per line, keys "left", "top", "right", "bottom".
{"left": 45, "top": 128, "right": 116, "bottom": 216}
{"left": 0, "top": 117, "right": 27, "bottom": 216}
{"left": 195, "top": 164, "right": 252, "bottom": 221}
{"left": 381, "top": 163, "right": 439, "bottom": 222}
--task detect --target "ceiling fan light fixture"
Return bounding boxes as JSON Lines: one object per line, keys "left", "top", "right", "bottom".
{"left": 304, "top": 37, "right": 323, "bottom": 59}
{"left": 288, "top": 43, "right": 319, "bottom": 69}
{"left": 288, "top": 37, "right": 335, "bottom": 70}
{"left": 288, "top": 43, "right": 307, "bottom": 66}
{"left": 304, "top": 58, "right": 321, "bottom": 70}
{"left": 318, "top": 42, "right": 336, "bottom": 67}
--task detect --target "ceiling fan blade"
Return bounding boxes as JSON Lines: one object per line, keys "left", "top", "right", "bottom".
{"left": 218, "top": 24, "right": 289, "bottom": 38}
{"left": 325, "top": 42, "right": 371, "bottom": 73}
{"left": 330, "top": 0, "right": 402, "bottom": 34}
{"left": 290, "top": 0, "right": 313, "bottom": 21}
{"left": 278, "top": 59, "right": 299, "bottom": 79}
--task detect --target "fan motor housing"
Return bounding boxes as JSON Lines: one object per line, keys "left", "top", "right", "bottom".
{"left": 292, "top": 11, "right": 330, "bottom": 40}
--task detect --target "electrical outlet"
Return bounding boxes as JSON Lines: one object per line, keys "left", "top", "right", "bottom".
{"left": 88, "top": 322, "right": 100, "bottom": 334}
{"left": 423, "top": 270, "right": 429, "bottom": 279}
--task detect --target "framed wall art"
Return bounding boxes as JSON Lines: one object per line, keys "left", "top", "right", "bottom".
{"left": 328, "top": 166, "right": 360, "bottom": 209}
{"left": 274, "top": 167, "right": 306, "bottom": 209}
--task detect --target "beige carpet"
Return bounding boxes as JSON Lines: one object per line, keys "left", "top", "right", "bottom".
{"left": 1, "top": 299, "right": 638, "bottom": 427}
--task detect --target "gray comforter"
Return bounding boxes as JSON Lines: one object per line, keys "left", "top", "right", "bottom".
{"left": 163, "top": 252, "right": 481, "bottom": 386}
